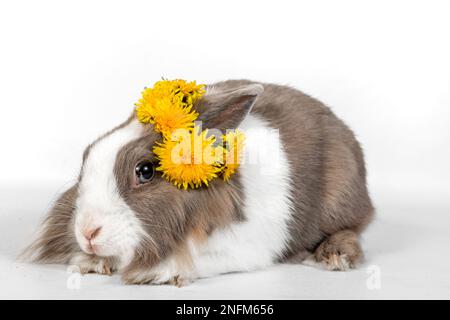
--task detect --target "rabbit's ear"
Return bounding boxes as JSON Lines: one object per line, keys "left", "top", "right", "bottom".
{"left": 196, "top": 84, "right": 263, "bottom": 131}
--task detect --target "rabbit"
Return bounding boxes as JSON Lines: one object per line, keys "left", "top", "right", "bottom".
{"left": 23, "top": 80, "right": 374, "bottom": 286}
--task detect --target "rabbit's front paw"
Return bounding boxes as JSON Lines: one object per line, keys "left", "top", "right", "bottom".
{"left": 69, "top": 252, "right": 116, "bottom": 275}
{"left": 122, "top": 271, "right": 190, "bottom": 287}
{"left": 121, "top": 257, "right": 192, "bottom": 286}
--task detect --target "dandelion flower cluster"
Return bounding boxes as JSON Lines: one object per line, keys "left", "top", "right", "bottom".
{"left": 135, "top": 79, "right": 245, "bottom": 189}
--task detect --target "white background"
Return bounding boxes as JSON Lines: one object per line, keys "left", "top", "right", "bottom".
{"left": 0, "top": 0, "right": 449, "bottom": 299}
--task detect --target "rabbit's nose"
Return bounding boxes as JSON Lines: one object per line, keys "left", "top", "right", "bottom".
{"left": 83, "top": 226, "right": 102, "bottom": 241}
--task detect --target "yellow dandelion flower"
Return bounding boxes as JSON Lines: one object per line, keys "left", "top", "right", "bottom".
{"left": 135, "top": 79, "right": 205, "bottom": 135}
{"left": 147, "top": 79, "right": 205, "bottom": 108}
{"left": 153, "top": 126, "right": 223, "bottom": 190}
{"left": 135, "top": 98, "right": 155, "bottom": 124}
{"left": 150, "top": 96, "right": 198, "bottom": 137}
{"left": 174, "top": 79, "right": 206, "bottom": 106}
{"left": 221, "top": 130, "right": 246, "bottom": 181}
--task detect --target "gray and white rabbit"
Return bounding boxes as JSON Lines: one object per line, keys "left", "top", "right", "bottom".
{"left": 24, "top": 80, "right": 374, "bottom": 285}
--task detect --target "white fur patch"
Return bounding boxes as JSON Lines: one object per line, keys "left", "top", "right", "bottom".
{"left": 188, "top": 114, "right": 294, "bottom": 278}
{"left": 75, "top": 119, "right": 145, "bottom": 269}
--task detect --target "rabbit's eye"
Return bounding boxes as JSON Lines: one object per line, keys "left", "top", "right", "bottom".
{"left": 135, "top": 161, "right": 155, "bottom": 184}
